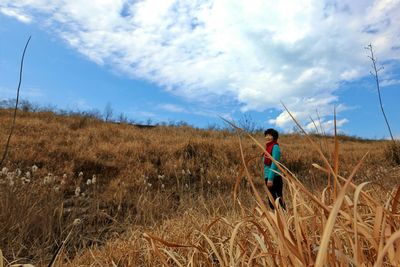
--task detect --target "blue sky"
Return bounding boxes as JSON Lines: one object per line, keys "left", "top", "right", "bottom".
{"left": 0, "top": 0, "right": 399, "bottom": 139}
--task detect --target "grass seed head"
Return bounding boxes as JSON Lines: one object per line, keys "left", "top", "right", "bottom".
{"left": 31, "top": 165, "right": 38, "bottom": 172}
{"left": 75, "top": 187, "right": 81, "bottom": 197}
{"left": 73, "top": 218, "right": 82, "bottom": 226}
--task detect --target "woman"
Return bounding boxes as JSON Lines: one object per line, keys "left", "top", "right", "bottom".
{"left": 263, "top": 128, "right": 285, "bottom": 210}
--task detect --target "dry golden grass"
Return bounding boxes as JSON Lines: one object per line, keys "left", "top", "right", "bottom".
{"left": 0, "top": 108, "right": 399, "bottom": 266}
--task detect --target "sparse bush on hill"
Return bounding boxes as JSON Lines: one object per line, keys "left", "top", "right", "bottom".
{"left": 238, "top": 113, "right": 261, "bottom": 134}
{"left": 385, "top": 141, "right": 400, "bottom": 166}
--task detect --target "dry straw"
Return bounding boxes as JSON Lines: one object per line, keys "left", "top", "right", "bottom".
{"left": 143, "top": 107, "right": 400, "bottom": 266}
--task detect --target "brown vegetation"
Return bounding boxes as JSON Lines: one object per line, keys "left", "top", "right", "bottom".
{"left": 0, "top": 109, "right": 399, "bottom": 266}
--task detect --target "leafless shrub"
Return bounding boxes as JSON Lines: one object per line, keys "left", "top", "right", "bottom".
{"left": 385, "top": 142, "right": 400, "bottom": 166}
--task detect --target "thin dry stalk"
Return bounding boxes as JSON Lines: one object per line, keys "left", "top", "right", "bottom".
{"left": 48, "top": 224, "right": 76, "bottom": 267}
{"left": 0, "top": 36, "right": 31, "bottom": 167}
{"left": 391, "top": 185, "right": 400, "bottom": 213}
{"left": 333, "top": 108, "right": 339, "bottom": 198}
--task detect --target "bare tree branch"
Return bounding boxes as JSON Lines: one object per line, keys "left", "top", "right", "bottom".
{"left": 365, "top": 43, "right": 395, "bottom": 142}
{"left": 0, "top": 36, "right": 31, "bottom": 167}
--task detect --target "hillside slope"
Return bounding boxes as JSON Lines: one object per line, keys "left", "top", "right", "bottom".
{"left": 0, "top": 109, "right": 399, "bottom": 266}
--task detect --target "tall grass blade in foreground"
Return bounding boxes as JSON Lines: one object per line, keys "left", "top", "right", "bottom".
{"left": 0, "top": 248, "right": 3, "bottom": 267}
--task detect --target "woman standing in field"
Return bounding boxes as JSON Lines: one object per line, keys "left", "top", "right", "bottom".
{"left": 263, "top": 128, "right": 285, "bottom": 210}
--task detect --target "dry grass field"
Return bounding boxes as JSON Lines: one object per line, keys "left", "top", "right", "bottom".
{"left": 0, "top": 108, "right": 399, "bottom": 266}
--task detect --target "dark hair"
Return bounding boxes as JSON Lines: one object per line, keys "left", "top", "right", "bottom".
{"left": 264, "top": 128, "right": 279, "bottom": 140}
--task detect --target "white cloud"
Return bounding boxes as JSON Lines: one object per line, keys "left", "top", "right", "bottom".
{"left": 0, "top": 7, "right": 32, "bottom": 23}
{"left": 304, "top": 118, "right": 349, "bottom": 135}
{"left": 1, "top": 0, "right": 400, "bottom": 131}
{"left": 380, "top": 79, "right": 400, "bottom": 87}
{"left": 0, "top": 86, "right": 44, "bottom": 99}
{"left": 129, "top": 110, "right": 156, "bottom": 119}
{"left": 157, "top": 103, "right": 230, "bottom": 120}
{"left": 0, "top": 86, "right": 15, "bottom": 97}
{"left": 158, "top": 103, "right": 186, "bottom": 113}
{"left": 68, "top": 98, "right": 91, "bottom": 111}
